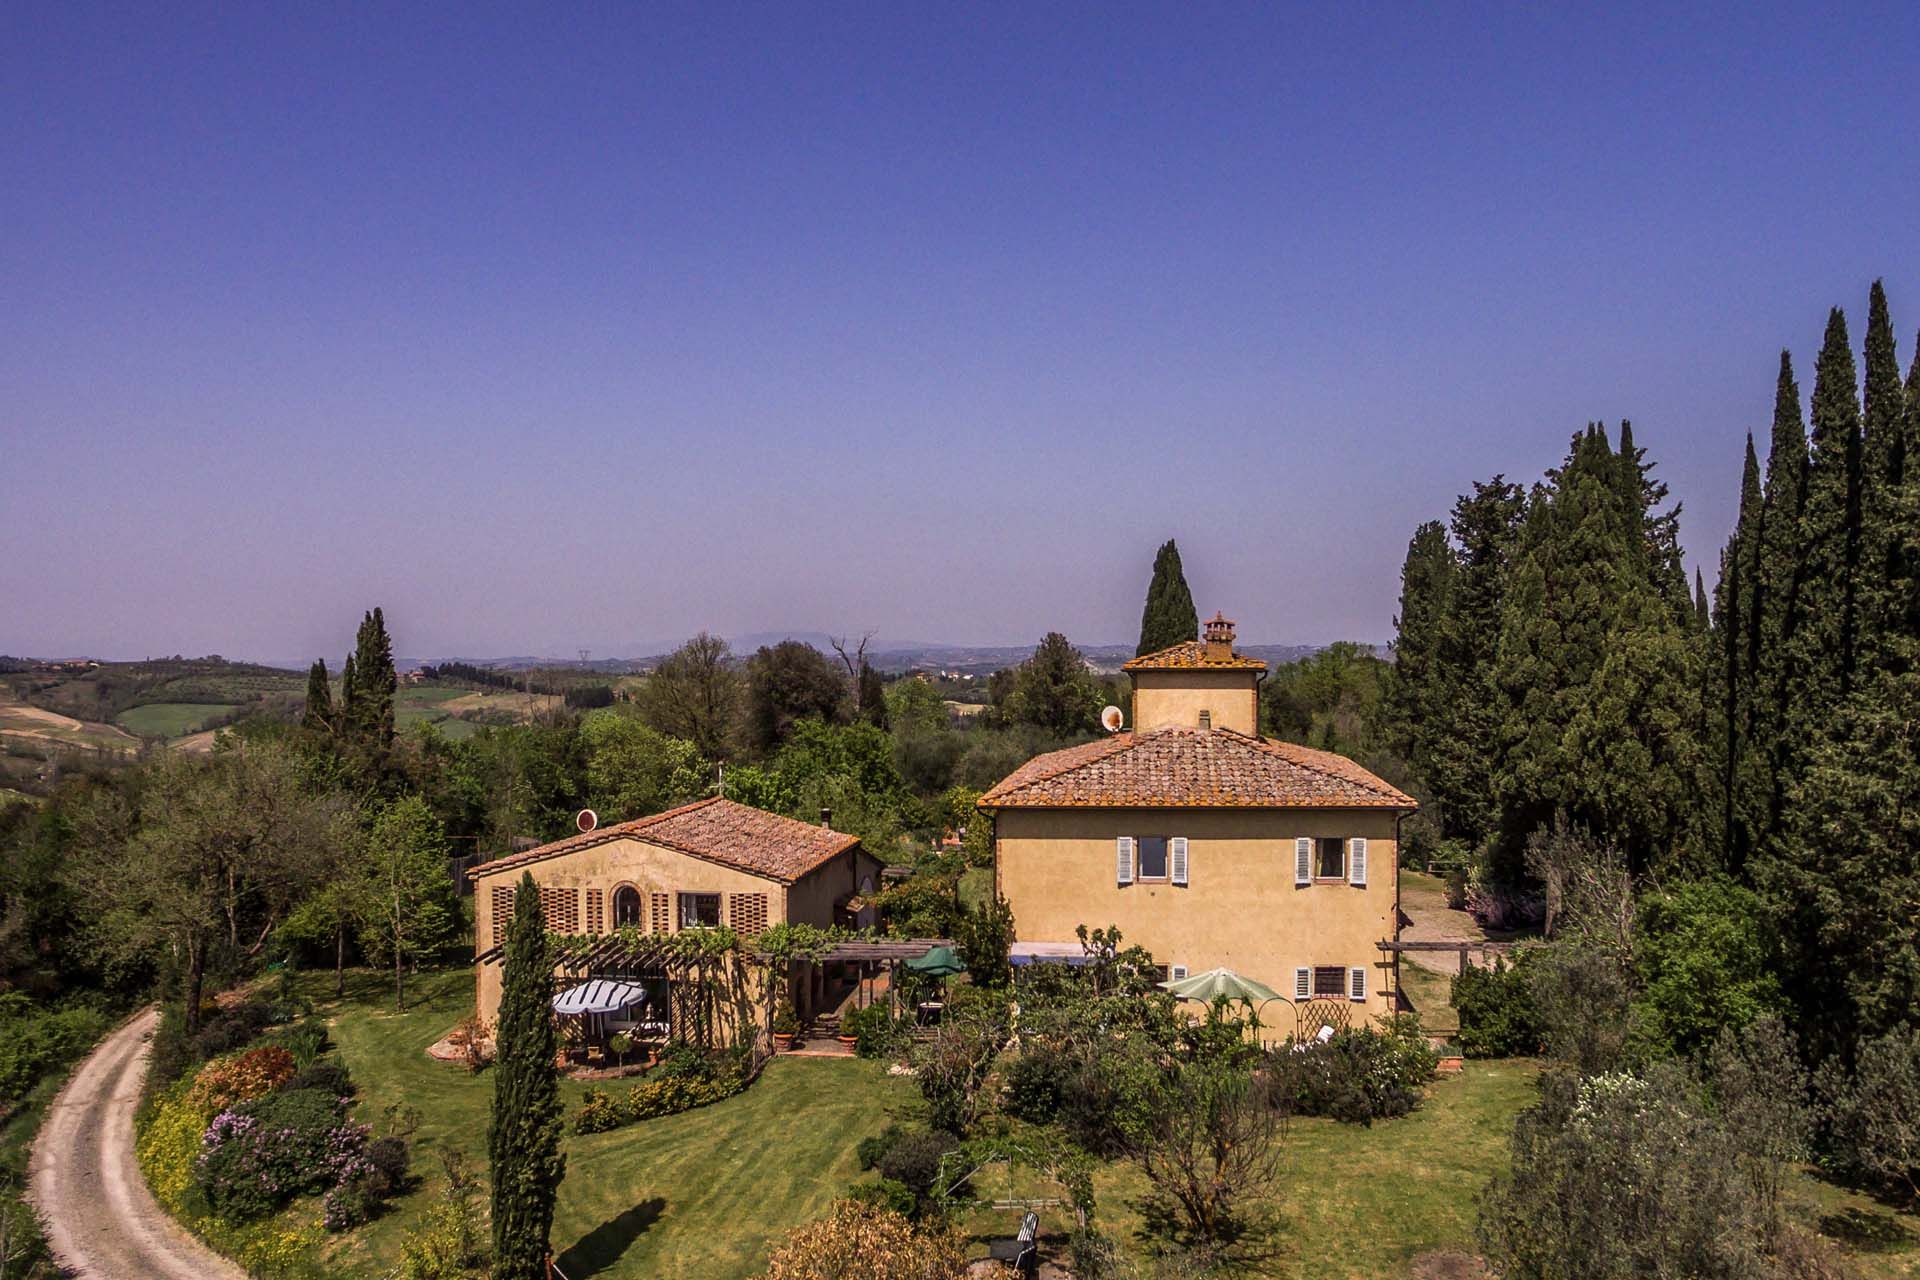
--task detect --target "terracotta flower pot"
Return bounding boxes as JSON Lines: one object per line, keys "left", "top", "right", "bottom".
{"left": 1437, "top": 1055, "right": 1465, "bottom": 1076}
{"left": 838, "top": 1035, "right": 857, "bottom": 1047}
{"left": 773, "top": 1033, "right": 794, "bottom": 1051}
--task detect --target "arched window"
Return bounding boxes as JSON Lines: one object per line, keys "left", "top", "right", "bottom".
{"left": 613, "top": 886, "right": 643, "bottom": 928}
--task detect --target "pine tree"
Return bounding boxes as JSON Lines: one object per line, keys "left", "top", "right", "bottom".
{"left": 1711, "top": 435, "right": 1766, "bottom": 868}
{"left": 1795, "top": 310, "right": 1864, "bottom": 700}
{"left": 1136, "top": 540, "right": 1199, "bottom": 656}
{"left": 489, "top": 872, "right": 566, "bottom": 1278}
{"left": 302, "top": 658, "right": 334, "bottom": 732}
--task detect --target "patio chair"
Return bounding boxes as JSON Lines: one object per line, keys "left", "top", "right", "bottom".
{"left": 987, "top": 1211, "right": 1039, "bottom": 1277}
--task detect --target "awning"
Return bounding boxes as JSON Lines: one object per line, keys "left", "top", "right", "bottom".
{"left": 904, "top": 945, "right": 966, "bottom": 977}
{"left": 1009, "top": 942, "right": 1091, "bottom": 968}
{"left": 551, "top": 979, "right": 648, "bottom": 1016}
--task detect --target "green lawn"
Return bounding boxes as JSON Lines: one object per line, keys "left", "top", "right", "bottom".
{"left": 305, "top": 968, "right": 912, "bottom": 1280}
{"left": 115, "top": 701, "right": 239, "bottom": 737}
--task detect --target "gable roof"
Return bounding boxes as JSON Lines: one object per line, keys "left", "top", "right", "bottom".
{"left": 468, "top": 796, "right": 861, "bottom": 885}
{"left": 1122, "top": 640, "right": 1268, "bottom": 671}
{"left": 977, "top": 728, "right": 1415, "bottom": 810}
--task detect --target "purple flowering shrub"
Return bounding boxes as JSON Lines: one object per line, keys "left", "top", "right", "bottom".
{"left": 195, "top": 1086, "right": 370, "bottom": 1222}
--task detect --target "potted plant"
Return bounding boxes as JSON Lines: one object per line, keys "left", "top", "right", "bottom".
{"left": 772, "top": 1004, "right": 798, "bottom": 1052}
{"left": 838, "top": 1005, "right": 866, "bottom": 1047}
{"left": 609, "top": 1032, "right": 633, "bottom": 1070}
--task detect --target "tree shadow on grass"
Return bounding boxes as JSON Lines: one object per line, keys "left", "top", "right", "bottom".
{"left": 555, "top": 1197, "right": 666, "bottom": 1278}
{"left": 1819, "top": 1206, "right": 1915, "bottom": 1254}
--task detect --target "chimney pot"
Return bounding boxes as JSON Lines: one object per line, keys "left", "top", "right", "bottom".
{"left": 820, "top": 807, "right": 833, "bottom": 829}
{"left": 1203, "top": 612, "right": 1236, "bottom": 661}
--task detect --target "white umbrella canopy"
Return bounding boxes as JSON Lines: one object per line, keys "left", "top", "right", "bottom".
{"left": 1158, "top": 967, "right": 1283, "bottom": 1005}
{"left": 551, "top": 979, "right": 647, "bottom": 1016}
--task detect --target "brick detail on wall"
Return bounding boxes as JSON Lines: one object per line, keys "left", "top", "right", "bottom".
{"left": 539, "top": 886, "right": 580, "bottom": 935}
{"left": 729, "top": 892, "right": 769, "bottom": 937}
{"left": 584, "top": 888, "right": 604, "bottom": 935}
{"left": 490, "top": 885, "right": 515, "bottom": 947}
{"left": 650, "top": 892, "right": 672, "bottom": 934}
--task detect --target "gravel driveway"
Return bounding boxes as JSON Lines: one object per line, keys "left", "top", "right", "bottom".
{"left": 28, "top": 1006, "right": 246, "bottom": 1280}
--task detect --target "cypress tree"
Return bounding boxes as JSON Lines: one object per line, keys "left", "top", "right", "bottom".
{"left": 1713, "top": 435, "right": 1766, "bottom": 868}
{"left": 1795, "top": 309, "right": 1864, "bottom": 700}
{"left": 1857, "top": 282, "right": 1905, "bottom": 667}
{"left": 349, "top": 608, "right": 398, "bottom": 749}
{"left": 1136, "top": 540, "right": 1199, "bottom": 656}
{"left": 1383, "top": 521, "right": 1456, "bottom": 786}
{"left": 489, "top": 872, "right": 566, "bottom": 1278}
{"left": 302, "top": 658, "right": 333, "bottom": 732}
{"left": 340, "top": 653, "right": 359, "bottom": 731}
{"left": 1747, "top": 352, "right": 1809, "bottom": 845}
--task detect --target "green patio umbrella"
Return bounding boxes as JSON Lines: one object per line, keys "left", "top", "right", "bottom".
{"left": 1159, "top": 966, "right": 1282, "bottom": 1005}
{"left": 904, "top": 945, "right": 967, "bottom": 977}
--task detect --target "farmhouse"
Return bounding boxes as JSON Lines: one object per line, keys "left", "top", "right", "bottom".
{"left": 980, "top": 613, "right": 1416, "bottom": 1030}
{"left": 469, "top": 796, "right": 885, "bottom": 1029}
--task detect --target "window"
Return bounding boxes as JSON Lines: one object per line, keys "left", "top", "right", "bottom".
{"left": 1312, "top": 965, "right": 1347, "bottom": 998}
{"left": 613, "top": 886, "right": 643, "bottom": 928}
{"left": 678, "top": 892, "right": 721, "bottom": 929}
{"left": 1198, "top": 709, "right": 1212, "bottom": 730}
{"left": 1316, "top": 837, "right": 1345, "bottom": 879}
{"left": 1136, "top": 836, "right": 1169, "bottom": 880}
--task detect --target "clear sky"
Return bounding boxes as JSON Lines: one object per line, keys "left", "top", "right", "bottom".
{"left": 5, "top": 4, "right": 1918, "bottom": 663}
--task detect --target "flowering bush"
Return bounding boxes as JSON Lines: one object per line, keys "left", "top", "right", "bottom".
{"left": 186, "top": 1045, "right": 298, "bottom": 1112}
{"left": 1267, "top": 1015, "right": 1438, "bottom": 1125}
{"left": 754, "top": 1200, "right": 975, "bottom": 1280}
{"left": 573, "top": 1060, "right": 752, "bottom": 1134}
{"left": 137, "top": 1077, "right": 213, "bottom": 1218}
{"left": 194, "top": 1087, "right": 362, "bottom": 1221}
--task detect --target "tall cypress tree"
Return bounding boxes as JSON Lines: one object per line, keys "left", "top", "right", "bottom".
{"left": 302, "top": 658, "right": 333, "bottom": 732}
{"left": 1795, "top": 310, "right": 1864, "bottom": 700}
{"left": 1857, "top": 282, "right": 1905, "bottom": 668}
{"left": 348, "top": 607, "right": 398, "bottom": 749}
{"left": 1712, "top": 435, "right": 1766, "bottom": 868}
{"left": 1136, "top": 540, "right": 1199, "bottom": 656}
{"left": 1747, "top": 352, "right": 1810, "bottom": 846}
{"left": 1383, "top": 521, "right": 1456, "bottom": 789}
{"left": 340, "top": 652, "right": 359, "bottom": 732}
{"left": 489, "top": 873, "right": 566, "bottom": 1279}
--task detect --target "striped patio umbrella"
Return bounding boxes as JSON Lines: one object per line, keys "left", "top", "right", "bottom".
{"left": 1158, "top": 967, "right": 1282, "bottom": 1006}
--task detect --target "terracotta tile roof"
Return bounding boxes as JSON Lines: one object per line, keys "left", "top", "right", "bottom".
{"left": 468, "top": 796, "right": 860, "bottom": 885}
{"left": 977, "top": 728, "right": 1416, "bottom": 810}
{"left": 1122, "top": 640, "right": 1268, "bottom": 671}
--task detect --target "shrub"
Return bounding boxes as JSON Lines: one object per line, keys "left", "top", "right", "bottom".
{"left": 1268, "top": 1017, "right": 1437, "bottom": 1125}
{"left": 288, "top": 1061, "right": 355, "bottom": 1099}
{"left": 1453, "top": 953, "right": 1544, "bottom": 1058}
{"left": 265, "top": 1020, "right": 331, "bottom": 1068}
{"left": 753, "top": 1200, "right": 970, "bottom": 1280}
{"left": 572, "top": 1058, "right": 753, "bottom": 1134}
{"left": 912, "top": 1004, "right": 1007, "bottom": 1135}
{"left": 186, "top": 1045, "right": 298, "bottom": 1112}
{"left": 0, "top": 1002, "right": 113, "bottom": 1106}
{"left": 856, "top": 1125, "right": 905, "bottom": 1172}
{"left": 874, "top": 1129, "right": 959, "bottom": 1216}
{"left": 1003, "top": 1046, "right": 1067, "bottom": 1123}
{"left": 194, "top": 1087, "right": 363, "bottom": 1222}
{"left": 363, "top": 1136, "right": 412, "bottom": 1197}
{"left": 1823, "top": 1027, "right": 1920, "bottom": 1201}
{"left": 137, "top": 1078, "right": 213, "bottom": 1219}
{"left": 1477, "top": 1064, "right": 1850, "bottom": 1279}
{"left": 843, "top": 1176, "right": 918, "bottom": 1217}
{"left": 323, "top": 1176, "right": 381, "bottom": 1231}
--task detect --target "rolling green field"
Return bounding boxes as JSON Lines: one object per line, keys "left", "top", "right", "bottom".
{"left": 115, "top": 702, "right": 241, "bottom": 738}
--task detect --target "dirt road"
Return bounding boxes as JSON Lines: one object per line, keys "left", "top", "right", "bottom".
{"left": 27, "top": 1007, "right": 245, "bottom": 1280}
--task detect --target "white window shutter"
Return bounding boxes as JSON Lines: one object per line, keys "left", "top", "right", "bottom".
{"left": 1294, "top": 837, "right": 1312, "bottom": 887}
{"left": 1170, "top": 837, "right": 1189, "bottom": 886}
{"left": 1349, "top": 966, "right": 1367, "bottom": 1001}
{"left": 1349, "top": 837, "right": 1367, "bottom": 887}
{"left": 1294, "top": 967, "right": 1311, "bottom": 1000}
{"left": 1116, "top": 836, "right": 1134, "bottom": 886}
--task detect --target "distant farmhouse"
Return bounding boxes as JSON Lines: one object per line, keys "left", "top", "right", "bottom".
{"left": 979, "top": 613, "right": 1416, "bottom": 1030}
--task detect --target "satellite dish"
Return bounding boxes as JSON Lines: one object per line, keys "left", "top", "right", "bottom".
{"left": 1100, "top": 705, "right": 1125, "bottom": 733}
{"left": 576, "top": 809, "right": 598, "bottom": 833}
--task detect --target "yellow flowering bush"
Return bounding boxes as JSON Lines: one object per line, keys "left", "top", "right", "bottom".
{"left": 137, "top": 1078, "right": 212, "bottom": 1217}
{"left": 755, "top": 1200, "right": 992, "bottom": 1280}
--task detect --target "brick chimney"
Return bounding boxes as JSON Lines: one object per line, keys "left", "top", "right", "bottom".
{"left": 1203, "top": 612, "right": 1236, "bottom": 662}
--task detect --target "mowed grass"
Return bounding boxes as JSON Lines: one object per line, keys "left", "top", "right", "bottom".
{"left": 115, "top": 701, "right": 239, "bottom": 737}
{"left": 304, "top": 967, "right": 911, "bottom": 1280}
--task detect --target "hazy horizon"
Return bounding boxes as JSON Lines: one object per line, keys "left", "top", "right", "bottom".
{"left": 7, "top": 7, "right": 1918, "bottom": 664}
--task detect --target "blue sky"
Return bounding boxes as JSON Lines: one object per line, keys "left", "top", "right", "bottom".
{"left": 4, "top": 4, "right": 1918, "bottom": 662}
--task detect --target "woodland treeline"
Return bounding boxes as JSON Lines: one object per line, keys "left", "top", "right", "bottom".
{"left": 1383, "top": 281, "right": 1920, "bottom": 1073}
